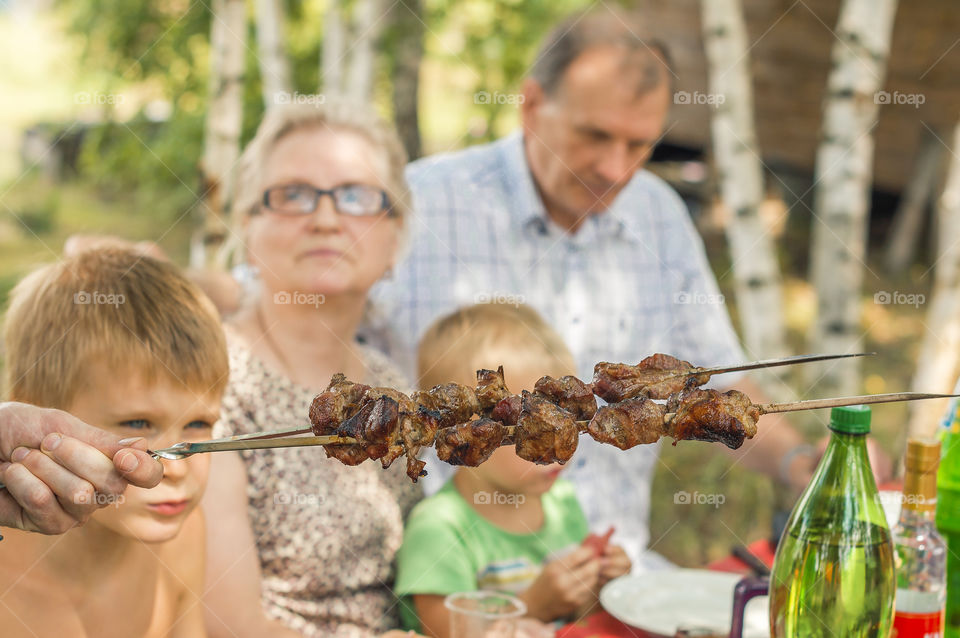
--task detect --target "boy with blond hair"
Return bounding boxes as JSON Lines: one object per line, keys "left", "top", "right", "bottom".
{"left": 395, "top": 303, "right": 631, "bottom": 638}
{"left": 0, "top": 248, "right": 229, "bottom": 638}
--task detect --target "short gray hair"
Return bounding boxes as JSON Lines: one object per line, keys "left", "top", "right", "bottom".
{"left": 529, "top": 7, "right": 672, "bottom": 98}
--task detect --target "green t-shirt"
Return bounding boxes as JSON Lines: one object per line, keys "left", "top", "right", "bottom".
{"left": 394, "top": 478, "right": 589, "bottom": 631}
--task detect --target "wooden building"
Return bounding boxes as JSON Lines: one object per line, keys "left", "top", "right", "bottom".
{"left": 657, "top": 0, "right": 960, "bottom": 192}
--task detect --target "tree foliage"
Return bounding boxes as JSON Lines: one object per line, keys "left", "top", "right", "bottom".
{"left": 58, "top": 0, "right": 621, "bottom": 211}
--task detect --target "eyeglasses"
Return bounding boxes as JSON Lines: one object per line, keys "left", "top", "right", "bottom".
{"left": 261, "top": 183, "right": 393, "bottom": 217}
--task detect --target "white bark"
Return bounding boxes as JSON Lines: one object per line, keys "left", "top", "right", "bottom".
{"left": 806, "top": 0, "right": 899, "bottom": 395}
{"left": 322, "top": 0, "right": 345, "bottom": 96}
{"left": 254, "top": 0, "right": 292, "bottom": 107}
{"left": 346, "top": 0, "right": 385, "bottom": 101}
{"left": 200, "top": 0, "right": 246, "bottom": 261}
{"left": 908, "top": 120, "right": 960, "bottom": 439}
{"left": 700, "top": 0, "right": 788, "bottom": 367}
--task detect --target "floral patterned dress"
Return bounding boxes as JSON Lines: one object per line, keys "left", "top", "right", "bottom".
{"left": 214, "top": 334, "right": 421, "bottom": 637}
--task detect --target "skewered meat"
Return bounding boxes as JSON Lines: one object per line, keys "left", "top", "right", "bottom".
{"left": 311, "top": 374, "right": 377, "bottom": 465}
{"left": 587, "top": 398, "right": 665, "bottom": 450}
{"left": 308, "top": 353, "right": 770, "bottom": 479}
{"left": 666, "top": 388, "right": 759, "bottom": 450}
{"left": 435, "top": 418, "right": 506, "bottom": 466}
{"left": 490, "top": 394, "right": 522, "bottom": 426}
{"left": 412, "top": 383, "right": 480, "bottom": 428}
{"left": 365, "top": 386, "right": 433, "bottom": 479}
{"left": 322, "top": 396, "right": 400, "bottom": 465}
{"left": 309, "top": 373, "right": 371, "bottom": 434}
{"left": 476, "top": 367, "right": 511, "bottom": 410}
{"left": 515, "top": 391, "right": 579, "bottom": 465}
{"left": 399, "top": 408, "right": 441, "bottom": 480}
{"left": 593, "top": 353, "right": 711, "bottom": 401}
{"left": 534, "top": 375, "right": 598, "bottom": 420}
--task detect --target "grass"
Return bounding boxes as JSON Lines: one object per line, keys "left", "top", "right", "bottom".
{"left": 0, "top": 175, "right": 194, "bottom": 300}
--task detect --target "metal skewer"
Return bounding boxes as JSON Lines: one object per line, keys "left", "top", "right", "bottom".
{"left": 755, "top": 391, "right": 960, "bottom": 414}
{"left": 684, "top": 352, "right": 875, "bottom": 379}
{"left": 1, "top": 389, "right": 956, "bottom": 490}
{"left": 149, "top": 434, "right": 358, "bottom": 460}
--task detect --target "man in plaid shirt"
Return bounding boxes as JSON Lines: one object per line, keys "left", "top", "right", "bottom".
{"left": 371, "top": 7, "right": 816, "bottom": 566}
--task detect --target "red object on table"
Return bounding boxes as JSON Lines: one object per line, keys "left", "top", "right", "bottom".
{"left": 555, "top": 539, "right": 776, "bottom": 638}
{"left": 555, "top": 611, "right": 657, "bottom": 638}
{"left": 706, "top": 539, "right": 776, "bottom": 575}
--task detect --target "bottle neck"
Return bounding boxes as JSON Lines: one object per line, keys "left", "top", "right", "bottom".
{"left": 815, "top": 430, "right": 880, "bottom": 495}
{"left": 824, "top": 429, "right": 870, "bottom": 459}
{"left": 902, "top": 458, "right": 938, "bottom": 518}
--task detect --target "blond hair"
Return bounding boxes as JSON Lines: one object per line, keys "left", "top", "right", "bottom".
{"left": 417, "top": 303, "right": 576, "bottom": 390}
{"left": 4, "top": 248, "right": 229, "bottom": 409}
{"left": 226, "top": 100, "right": 412, "bottom": 264}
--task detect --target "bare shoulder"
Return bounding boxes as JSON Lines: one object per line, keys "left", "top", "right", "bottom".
{"left": 0, "top": 555, "right": 84, "bottom": 637}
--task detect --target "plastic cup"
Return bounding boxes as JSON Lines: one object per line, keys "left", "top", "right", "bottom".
{"left": 443, "top": 590, "right": 527, "bottom": 638}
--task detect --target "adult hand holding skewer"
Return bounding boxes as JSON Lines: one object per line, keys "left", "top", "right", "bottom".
{"left": 0, "top": 402, "right": 163, "bottom": 534}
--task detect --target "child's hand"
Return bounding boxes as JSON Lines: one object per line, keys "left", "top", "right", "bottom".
{"left": 512, "top": 618, "right": 555, "bottom": 638}
{"left": 598, "top": 543, "right": 632, "bottom": 585}
{"left": 519, "top": 544, "right": 601, "bottom": 622}
{"left": 581, "top": 526, "right": 615, "bottom": 557}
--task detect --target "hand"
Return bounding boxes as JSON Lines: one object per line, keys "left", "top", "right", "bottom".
{"left": 598, "top": 543, "right": 631, "bottom": 586}
{"left": 519, "top": 544, "right": 601, "bottom": 623}
{"left": 0, "top": 402, "right": 164, "bottom": 534}
{"left": 512, "top": 618, "right": 555, "bottom": 638}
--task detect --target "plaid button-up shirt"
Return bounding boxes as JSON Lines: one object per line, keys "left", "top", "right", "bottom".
{"left": 369, "top": 131, "right": 745, "bottom": 564}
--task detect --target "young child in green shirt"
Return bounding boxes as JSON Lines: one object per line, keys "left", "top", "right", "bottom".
{"left": 395, "top": 303, "right": 632, "bottom": 638}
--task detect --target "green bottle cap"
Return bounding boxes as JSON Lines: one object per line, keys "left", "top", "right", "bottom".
{"left": 829, "top": 404, "right": 871, "bottom": 434}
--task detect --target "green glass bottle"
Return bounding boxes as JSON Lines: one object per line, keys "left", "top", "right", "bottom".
{"left": 770, "top": 405, "right": 895, "bottom": 637}
{"left": 936, "top": 396, "right": 960, "bottom": 636}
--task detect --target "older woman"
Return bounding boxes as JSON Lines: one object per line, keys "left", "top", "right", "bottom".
{"left": 201, "top": 102, "right": 422, "bottom": 638}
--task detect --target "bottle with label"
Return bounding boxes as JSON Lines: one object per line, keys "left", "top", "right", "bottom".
{"left": 893, "top": 438, "right": 946, "bottom": 637}
{"left": 937, "top": 396, "right": 960, "bottom": 637}
{"left": 770, "top": 405, "right": 895, "bottom": 637}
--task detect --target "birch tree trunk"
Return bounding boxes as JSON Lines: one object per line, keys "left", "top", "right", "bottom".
{"left": 254, "top": 0, "right": 292, "bottom": 107}
{"left": 806, "top": 0, "right": 899, "bottom": 395}
{"left": 199, "top": 0, "right": 246, "bottom": 263}
{"left": 907, "top": 120, "right": 960, "bottom": 439}
{"left": 700, "top": 0, "right": 788, "bottom": 370}
{"left": 322, "top": 0, "right": 345, "bottom": 96}
{"left": 387, "top": 0, "right": 424, "bottom": 160}
{"left": 346, "top": 0, "right": 385, "bottom": 102}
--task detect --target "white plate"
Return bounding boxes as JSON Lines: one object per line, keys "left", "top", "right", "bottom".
{"left": 600, "top": 569, "right": 769, "bottom": 637}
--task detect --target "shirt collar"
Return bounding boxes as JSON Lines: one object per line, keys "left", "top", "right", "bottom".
{"left": 499, "top": 130, "right": 643, "bottom": 245}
